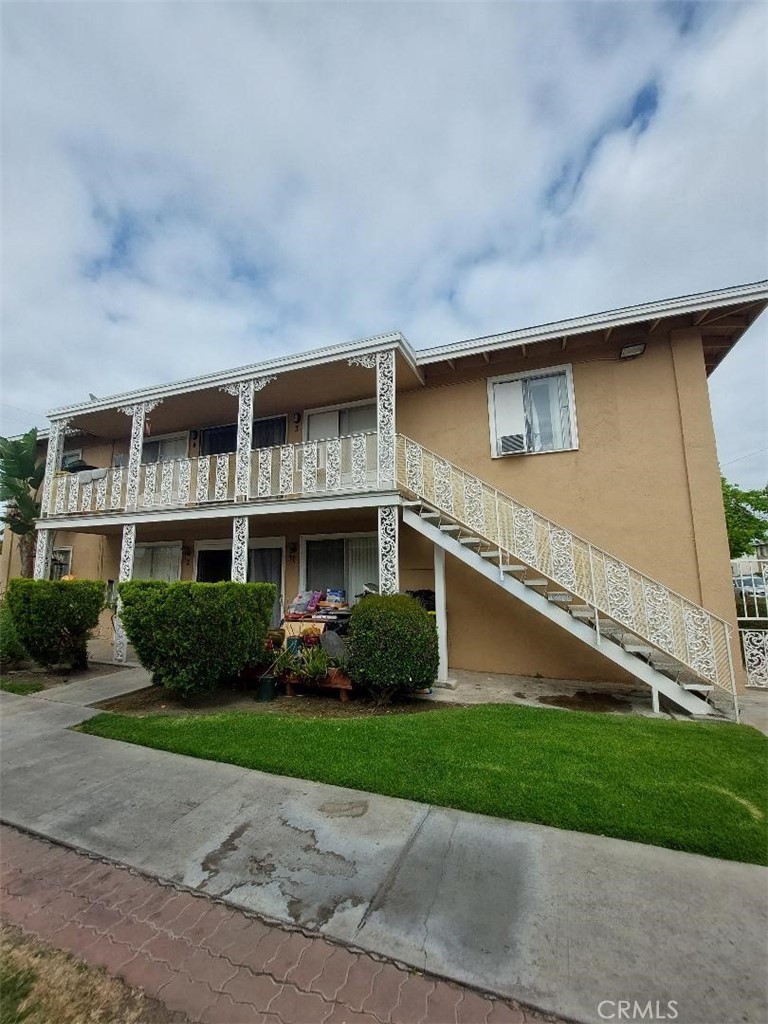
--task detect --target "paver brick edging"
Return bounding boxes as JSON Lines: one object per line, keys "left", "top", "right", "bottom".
{"left": 1, "top": 821, "right": 558, "bottom": 1024}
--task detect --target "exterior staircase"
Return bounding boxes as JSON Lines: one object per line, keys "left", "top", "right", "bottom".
{"left": 394, "top": 435, "right": 739, "bottom": 720}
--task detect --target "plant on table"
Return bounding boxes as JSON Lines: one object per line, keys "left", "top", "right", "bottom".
{"left": 5, "top": 579, "right": 105, "bottom": 670}
{"left": 118, "top": 580, "right": 275, "bottom": 697}
{"left": 348, "top": 593, "right": 438, "bottom": 703}
{"left": 296, "top": 646, "right": 330, "bottom": 686}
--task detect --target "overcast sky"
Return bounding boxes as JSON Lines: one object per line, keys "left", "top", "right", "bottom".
{"left": 1, "top": 1, "right": 766, "bottom": 487}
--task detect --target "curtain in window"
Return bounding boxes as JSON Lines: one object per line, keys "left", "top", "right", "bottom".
{"left": 248, "top": 547, "right": 283, "bottom": 627}
{"left": 305, "top": 539, "right": 345, "bottom": 594}
{"left": 253, "top": 417, "right": 286, "bottom": 449}
{"left": 345, "top": 536, "right": 378, "bottom": 604}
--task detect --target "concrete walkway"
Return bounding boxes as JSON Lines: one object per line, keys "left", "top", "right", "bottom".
{"left": 2, "top": 824, "right": 537, "bottom": 1024}
{"left": 1, "top": 680, "right": 766, "bottom": 1024}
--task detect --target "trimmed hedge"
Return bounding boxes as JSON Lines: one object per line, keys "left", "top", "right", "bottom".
{"left": 0, "top": 600, "right": 27, "bottom": 666}
{"left": 5, "top": 578, "right": 105, "bottom": 669}
{"left": 118, "top": 580, "right": 276, "bottom": 697}
{"left": 348, "top": 593, "right": 438, "bottom": 701}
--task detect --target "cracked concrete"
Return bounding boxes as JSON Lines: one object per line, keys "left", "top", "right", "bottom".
{"left": 1, "top": 684, "right": 766, "bottom": 1024}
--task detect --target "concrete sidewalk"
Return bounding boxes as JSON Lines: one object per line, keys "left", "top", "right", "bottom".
{"left": 2, "top": 824, "right": 537, "bottom": 1024}
{"left": 1, "top": 686, "right": 766, "bottom": 1024}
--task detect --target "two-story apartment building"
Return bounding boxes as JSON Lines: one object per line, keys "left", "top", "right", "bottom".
{"left": 3, "top": 280, "right": 766, "bottom": 718}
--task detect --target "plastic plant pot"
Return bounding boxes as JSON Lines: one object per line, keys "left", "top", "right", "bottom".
{"left": 255, "top": 675, "right": 277, "bottom": 702}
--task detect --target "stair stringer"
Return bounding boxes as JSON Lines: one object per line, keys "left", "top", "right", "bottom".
{"left": 403, "top": 507, "right": 712, "bottom": 716}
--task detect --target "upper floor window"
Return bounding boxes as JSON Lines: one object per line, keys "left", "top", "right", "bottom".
{"left": 306, "top": 402, "right": 376, "bottom": 441}
{"left": 487, "top": 365, "right": 577, "bottom": 457}
{"left": 61, "top": 450, "right": 82, "bottom": 470}
{"left": 200, "top": 416, "right": 286, "bottom": 456}
{"left": 141, "top": 433, "right": 188, "bottom": 464}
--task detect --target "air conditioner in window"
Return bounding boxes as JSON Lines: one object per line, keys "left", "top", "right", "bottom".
{"left": 499, "top": 433, "right": 527, "bottom": 455}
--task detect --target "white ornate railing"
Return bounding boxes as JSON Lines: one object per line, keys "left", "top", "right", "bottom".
{"left": 46, "top": 432, "right": 381, "bottom": 516}
{"left": 732, "top": 558, "right": 768, "bottom": 687}
{"left": 396, "top": 434, "right": 737, "bottom": 701}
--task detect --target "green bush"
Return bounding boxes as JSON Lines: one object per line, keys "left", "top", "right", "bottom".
{"left": 348, "top": 594, "right": 438, "bottom": 702}
{"left": 0, "top": 600, "right": 27, "bottom": 666}
{"left": 118, "top": 580, "right": 276, "bottom": 697}
{"left": 5, "top": 578, "right": 105, "bottom": 670}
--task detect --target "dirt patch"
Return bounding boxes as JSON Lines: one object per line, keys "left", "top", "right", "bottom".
{"left": 0, "top": 922, "right": 187, "bottom": 1023}
{"left": 95, "top": 683, "right": 467, "bottom": 719}
{"left": 0, "top": 662, "right": 126, "bottom": 692}
{"left": 537, "top": 690, "right": 633, "bottom": 713}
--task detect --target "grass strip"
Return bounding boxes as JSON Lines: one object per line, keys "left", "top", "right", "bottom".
{"left": 79, "top": 702, "right": 768, "bottom": 864}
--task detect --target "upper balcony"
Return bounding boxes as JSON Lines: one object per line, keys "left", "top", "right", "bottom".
{"left": 40, "top": 333, "right": 424, "bottom": 524}
{"left": 47, "top": 430, "right": 385, "bottom": 518}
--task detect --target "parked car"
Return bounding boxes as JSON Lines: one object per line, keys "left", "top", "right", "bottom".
{"left": 733, "top": 575, "right": 767, "bottom": 597}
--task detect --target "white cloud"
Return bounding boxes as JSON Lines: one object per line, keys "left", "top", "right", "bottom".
{"left": 1, "top": 1, "right": 765, "bottom": 485}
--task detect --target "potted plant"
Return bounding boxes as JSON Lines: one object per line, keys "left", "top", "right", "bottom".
{"left": 296, "top": 646, "right": 329, "bottom": 687}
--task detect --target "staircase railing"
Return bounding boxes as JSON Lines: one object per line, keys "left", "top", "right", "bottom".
{"left": 395, "top": 434, "right": 737, "bottom": 704}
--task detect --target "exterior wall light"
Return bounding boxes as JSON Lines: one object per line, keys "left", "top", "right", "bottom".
{"left": 619, "top": 343, "right": 646, "bottom": 359}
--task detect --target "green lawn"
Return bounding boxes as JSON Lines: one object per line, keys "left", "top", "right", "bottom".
{"left": 79, "top": 704, "right": 768, "bottom": 865}
{"left": 0, "top": 680, "right": 44, "bottom": 695}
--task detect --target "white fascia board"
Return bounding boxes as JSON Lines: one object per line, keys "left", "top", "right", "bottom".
{"left": 47, "top": 332, "right": 421, "bottom": 419}
{"left": 416, "top": 280, "right": 768, "bottom": 365}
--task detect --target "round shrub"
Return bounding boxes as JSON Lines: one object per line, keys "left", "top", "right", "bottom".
{"left": 118, "top": 580, "right": 276, "bottom": 697}
{"left": 348, "top": 593, "right": 438, "bottom": 702}
{"left": 0, "top": 599, "right": 27, "bottom": 666}
{"left": 5, "top": 578, "right": 105, "bottom": 669}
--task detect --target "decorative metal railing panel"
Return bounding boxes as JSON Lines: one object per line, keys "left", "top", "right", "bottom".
{"left": 395, "top": 434, "right": 737, "bottom": 700}
{"left": 45, "top": 432, "right": 381, "bottom": 518}
{"left": 732, "top": 558, "right": 768, "bottom": 687}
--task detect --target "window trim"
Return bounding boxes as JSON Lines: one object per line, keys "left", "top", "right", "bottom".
{"left": 486, "top": 363, "right": 578, "bottom": 459}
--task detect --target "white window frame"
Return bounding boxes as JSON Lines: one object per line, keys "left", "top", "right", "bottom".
{"left": 299, "top": 531, "right": 378, "bottom": 603}
{"left": 132, "top": 541, "right": 183, "bottom": 582}
{"left": 61, "top": 449, "right": 82, "bottom": 468}
{"left": 486, "top": 363, "right": 578, "bottom": 458}
{"left": 140, "top": 431, "right": 189, "bottom": 463}
{"left": 51, "top": 546, "right": 73, "bottom": 579}
{"left": 193, "top": 537, "right": 286, "bottom": 611}
{"left": 302, "top": 398, "right": 376, "bottom": 441}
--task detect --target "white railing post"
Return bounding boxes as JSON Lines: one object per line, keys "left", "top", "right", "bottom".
{"left": 220, "top": 376, "right": 275, "bottom": 501}
{"left": 119, "top": 401, "right": 160, "bottom": 511}
{"left": 33, "top": 529, "right": 53, "bottom": 580}
{"left": 114, "top": 523, "right": 136, "bottom": 664}
{"left": 41, "top": 417, "right": 71, "bottom": 517}
{"left": 232, "top": 516, "right": 249, "bottom": 583}
{"left": 378, "top": 505, "right": 399, "bottom": 594}
{"left": 348, "top": 350, "right": 396, "bottom": 488}
{"left": 495, "top": 492, "right": 504, "bottom": 581}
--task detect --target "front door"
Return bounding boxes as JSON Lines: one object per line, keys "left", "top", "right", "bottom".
{"left": 196, "top": 549, "right": 231, "bottom": 582}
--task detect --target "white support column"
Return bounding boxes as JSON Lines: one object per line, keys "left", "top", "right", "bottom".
{"left": 114, "top": 523, "right": 136, "bottom": 664}
{"left": 33, "top": 529, "right": 54, "bottom": 580}
{"left": 232, "top": 516, "right": 249, "bottom": 583}
{"left": 41, "top": 418, "right": 71, "bottom": 517}
{"left": 376, "top": 349, "right": 396, "bottom": 487}
{"left": 347, "top": 349, "right": 396, "bottom": 488}
{"left": 378, "top": 505, "right": 399, "bottom": 594}
{"left": 220, "top": 376, "right": 276, "bottom": 501}
{"left": 119, "top": 401, "right": 160, "bottom": 511}
{"left": 433, "top": 543, "right": 449, "bottom": 683}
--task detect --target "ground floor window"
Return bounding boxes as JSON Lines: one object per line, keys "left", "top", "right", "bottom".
{"left": 133, "top": 543, "right": 181, "bottom": 582}
{"left": 50, "top": 547, "right": 72, "bottom": 580}
{"left": 303, "top": 535, "right": 378, "bottom": 604}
